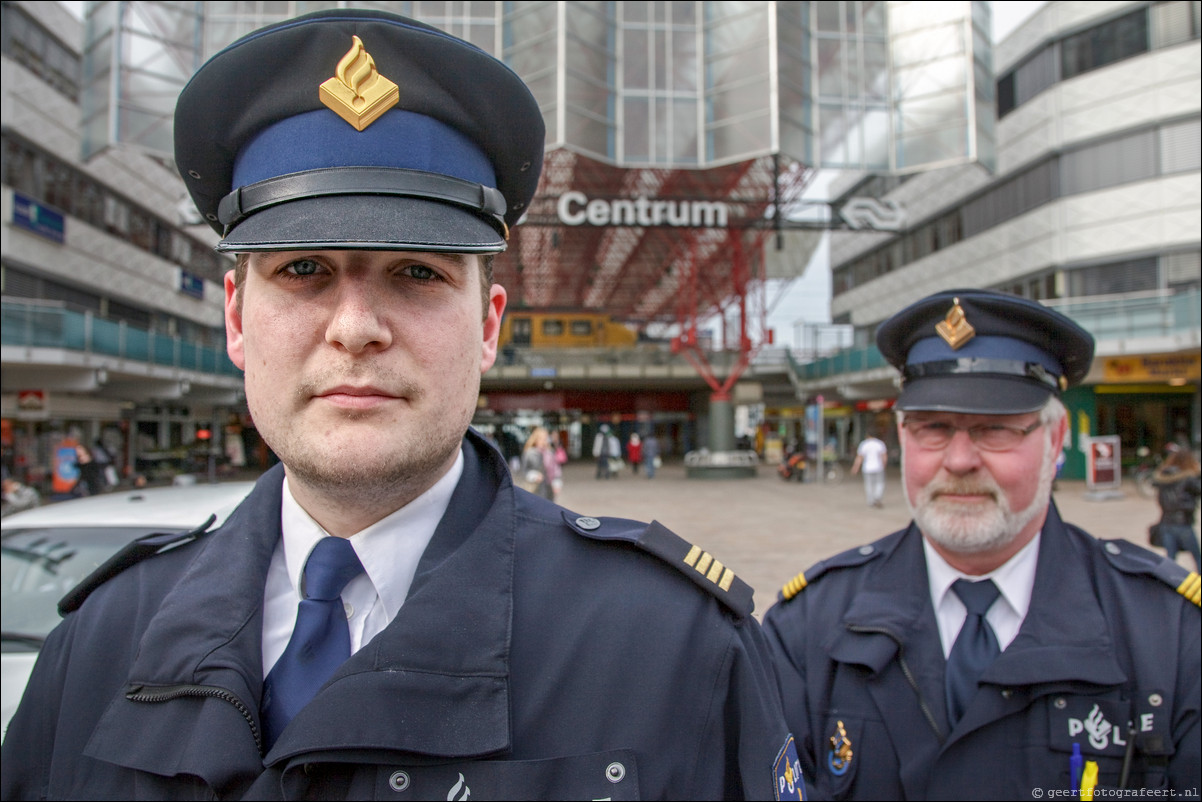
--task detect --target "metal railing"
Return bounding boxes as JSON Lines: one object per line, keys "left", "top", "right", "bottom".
{"left": 789, "top": 288, "right": 1201, "bottom": 383}
{"left": 1, "top": 300, "right": 242, "bottom": 377}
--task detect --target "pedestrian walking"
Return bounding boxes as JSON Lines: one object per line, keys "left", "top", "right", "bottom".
{"left": 628, "top": 432, "right": 643, "bottom": 474}
{"left": 850, "top": 429, "right": 888, "bottom": 507}
{"left": 518, "top": 427, "right": 554, "bottom": 499}
{"left": 592, "top": 424, "right": 613, "bottom": 479}
{"left": 1152, "top": 447, "right": 1202, "bottom": 570}
{"left": 643, "top": 432, "right": 661, "bottom": 479}
{"left": 547, "top": 431, "right": 567, "bottom": 501}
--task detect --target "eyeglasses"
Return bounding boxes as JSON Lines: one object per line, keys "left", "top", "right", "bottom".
{"left": 902, "top": 420, "right": 1043, "bottom": 452}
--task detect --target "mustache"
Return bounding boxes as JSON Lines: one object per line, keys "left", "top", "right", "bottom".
{"left": 923, "top": 478, "right": 1001, "bottom": 501}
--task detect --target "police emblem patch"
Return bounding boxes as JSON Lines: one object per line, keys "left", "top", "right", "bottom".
{"left": 774, "top": 734, "right": 806, "bottom": 800}
{"left": 827, "top": 719, "right": 853, "bottom": 776}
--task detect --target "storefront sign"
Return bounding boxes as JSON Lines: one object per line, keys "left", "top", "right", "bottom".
{"left": 16, "top": 389, "right": 49, "bottom": 421}
{"left": 11, "top": 192, "right": 65, "bottom": 244}
{"left": 557, "top": 191, "right": 729, "bottom": 228}
{"left": 180, "top": 270, "right": 205, "bottom": 299}
{"left": 1102, "top": 354, "right": 1200, "bottom": 383}
{"left": 1085, "top": 435, "right": 1122, "bottom": 491}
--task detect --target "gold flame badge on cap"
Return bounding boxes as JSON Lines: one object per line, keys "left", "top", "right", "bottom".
{"left": 936, "top": 297, "right": 975, "bottom": 350}
{"left": 319, "top": 36, "right": 399, "bottom": 131}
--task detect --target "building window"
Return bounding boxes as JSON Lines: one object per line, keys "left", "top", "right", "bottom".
{"left": 997, "top": 3, "right": 1198, "bottom": 120}
{"left": 1, "top": 132, "right": 230, "bottom": 282}
{"left": 1068, "top": 257, "right": 1159, "bottom": 297}
{"left": 1061, "top": 7, "right": 1149, "bottom": 80}
{"left": 0, "top": 2, "right": 80, "bottom": 101}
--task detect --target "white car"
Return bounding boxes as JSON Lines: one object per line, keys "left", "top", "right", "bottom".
{"left": 1, "top": 481, "right": 255, "bottom": 740}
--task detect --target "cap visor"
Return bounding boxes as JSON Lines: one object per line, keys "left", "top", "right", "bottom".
{"left": 216, "top": 195, "right": 506, "bottom": 253}
{"left": 896, "top": 375, "right": 1052, "bottom": 415}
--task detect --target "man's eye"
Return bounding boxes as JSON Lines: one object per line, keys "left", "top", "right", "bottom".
{"left": 284, "top": 259, "right": 322, "bottom": 276}
{"left": 405, "top": 264, "right": 439, "bottom": 281}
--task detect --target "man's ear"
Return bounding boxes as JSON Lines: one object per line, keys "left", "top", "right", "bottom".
{"left": 481, "top": 283, "right": 506, "bottom": 373}
{"left": 224, "top": 270, "right": 247, "bottom": 370}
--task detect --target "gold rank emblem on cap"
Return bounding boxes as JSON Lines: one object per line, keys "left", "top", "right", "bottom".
{"left": 319, "top": 36, "right": 399, "bottom": 131}
{"left": 936, "top": 297, "right": 975, "bottom": 350}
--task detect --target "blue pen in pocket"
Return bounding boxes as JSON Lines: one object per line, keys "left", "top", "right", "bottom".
{"left": 1070, "top": 743, "right": 1083, "bottom": 796}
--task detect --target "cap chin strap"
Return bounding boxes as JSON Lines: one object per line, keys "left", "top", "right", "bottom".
{"left": 902, "top": 358, "right": 1063, "bottom": 391}
{"left": 218, "top": 166, "right": 508, "bottom": 237}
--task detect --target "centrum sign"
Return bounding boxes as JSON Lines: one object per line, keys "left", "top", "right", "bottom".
{"left": 557, "top": 190, "right": 729, "bottom": 228}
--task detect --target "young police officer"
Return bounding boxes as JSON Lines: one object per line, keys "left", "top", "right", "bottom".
{"left": 764, "top": 289, "right": 1200, "bottom": 799}
{"left": 1, "top": 10, "right": 803, "bottom": 800}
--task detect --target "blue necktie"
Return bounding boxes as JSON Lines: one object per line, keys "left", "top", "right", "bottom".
{"left": 945, "top": 578, "right": 1001, "bottom": 728}
{"left": 261, "top": 537, "right": 364, "bottom": 748}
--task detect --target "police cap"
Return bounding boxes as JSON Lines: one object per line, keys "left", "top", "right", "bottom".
{"left": 876, "top": 289, "right": 1095, "bottom": 414}
{"left": 174, "top": 8, "right": 544, "bottom": 253}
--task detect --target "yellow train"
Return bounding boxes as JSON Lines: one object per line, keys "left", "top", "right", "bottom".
{"left": 499, "top": 311, "right": 639, "bottom": 348}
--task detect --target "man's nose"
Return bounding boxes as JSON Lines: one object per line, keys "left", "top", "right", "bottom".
{"left": 940, "top": 428, "right": 984, "bottom": 474}
{"left": 325, "top": 283, "right": 393, "bottom": 353}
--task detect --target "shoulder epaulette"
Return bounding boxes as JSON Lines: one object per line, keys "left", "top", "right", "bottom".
{"left": 1097, "top": 537, "right": 1201, "bottom": 608}
{"left": 58, "top": 515, "right": 218, "bottom": 616}
{"left": 564, "top": 512, "right": 754, "bottom": 618}
{"left": 779, "top": 542, "right": 885, "bottom": 602}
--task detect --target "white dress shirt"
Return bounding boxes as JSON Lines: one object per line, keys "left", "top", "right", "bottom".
{"left": 261, "top": 449, "right": 464, "bottom": 676}
{"left": 924, "top": 531, "right": 1041, "bottom": 658}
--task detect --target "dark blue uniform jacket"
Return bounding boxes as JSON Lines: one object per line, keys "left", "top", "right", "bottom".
{"left": 762, "top": 504, "right": 1201, "bottom": 800}
{"left": 2, "top": 432, "right": 801, "bottom": 801}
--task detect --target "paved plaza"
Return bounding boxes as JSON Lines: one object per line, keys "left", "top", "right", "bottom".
{"left": 555, "top": 458, "right": 1182, "bottom": 618}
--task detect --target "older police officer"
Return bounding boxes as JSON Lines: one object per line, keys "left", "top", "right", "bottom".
{"left": 764, "top": 289, "right": 1200, "bottom": 799}
{"left": 1, "top": 10, "right": 802, "bottom": 800}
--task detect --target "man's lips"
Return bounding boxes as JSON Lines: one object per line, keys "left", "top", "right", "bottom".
{"left": 314, "top": 385, "right": 403, "bottom": 410}
{"left": 931, "top": 488, "right": 996, "bottom": 503}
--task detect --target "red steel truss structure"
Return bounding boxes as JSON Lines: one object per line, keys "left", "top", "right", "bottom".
{"left": 493, "top": 149, "right": 815, "bottom": 398}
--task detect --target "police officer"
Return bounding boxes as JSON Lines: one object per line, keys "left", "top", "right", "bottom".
{"left": 0, "top": 10, "right": 802, "bottom": 800}
{"left": 763, "top": 289, "right": 1200, "bottom": 799}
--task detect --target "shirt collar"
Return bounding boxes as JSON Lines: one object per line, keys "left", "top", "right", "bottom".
{"left": 279, "top": 449, "right": 465, "bottom": 619}
{"left": 923, "top": 531, "right": 1040, "bottom": 622}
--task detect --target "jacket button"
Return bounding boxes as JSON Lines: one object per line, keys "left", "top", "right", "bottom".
{"left": 389, "top": 771, "right": 410, "bottom": 791}
{"left": 576, "top": 516, "right": 601, "bottom": 530}
{"left": 606, "top": 761, "right": 626, "bottom": 783}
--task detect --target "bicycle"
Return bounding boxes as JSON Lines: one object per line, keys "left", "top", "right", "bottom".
{"left": 812, "top": 458, "right": 846, "bottom": 485}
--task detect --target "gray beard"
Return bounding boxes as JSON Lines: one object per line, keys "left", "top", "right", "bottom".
{"left": 905, "top": 435, "right": 1055, "bottom": 554}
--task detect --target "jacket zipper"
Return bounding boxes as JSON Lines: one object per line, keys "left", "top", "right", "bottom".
{"left": 126, "top": 682, "right": 263, "bottom": 753}
{"left": 846, "top": 625, "right": 946, "bottom": 744}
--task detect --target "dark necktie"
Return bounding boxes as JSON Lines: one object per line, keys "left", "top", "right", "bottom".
{"left": 945, "top": 578, "right": 1001, "bottom": 728}
{"left": 261, "top": 537, "right": 364, "bottom": 748}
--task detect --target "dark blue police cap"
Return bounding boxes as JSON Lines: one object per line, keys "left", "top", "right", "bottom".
{"left": 876, "top": 289, "right": 1095, "bottom": 414}
{"left": 173, "top": 8, "right": 544, "bottom": 253}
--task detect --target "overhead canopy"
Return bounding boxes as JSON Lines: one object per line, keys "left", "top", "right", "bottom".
{"left": 495, "top": 149, "right": 814, "bottom": 325}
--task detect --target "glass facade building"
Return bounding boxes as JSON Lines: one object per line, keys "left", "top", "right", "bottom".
{"left": 81, "top": 1, "right": 994, "bottom": 173}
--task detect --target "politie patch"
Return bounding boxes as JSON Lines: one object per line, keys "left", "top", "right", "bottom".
{"left": 774, "top": 735, "right": 806, "bottom": 800}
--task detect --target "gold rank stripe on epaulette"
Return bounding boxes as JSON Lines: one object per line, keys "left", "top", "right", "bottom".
{"left": 638, "top": 521, "right": 754, "bottom": 616}
{"left": 683, "top": 544, "right": 736, "bottom": 592}
{"left": 1178, "top": 572, "right": 1201, "bottom": 607}
{"left": 781, "top": 571, "right": 808, "bottom": 601}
